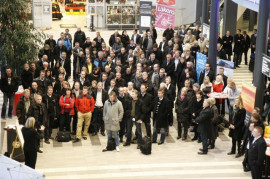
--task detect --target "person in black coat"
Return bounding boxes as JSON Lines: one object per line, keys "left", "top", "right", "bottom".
{"left": 242, "top": 122, "right": 254, "bottom": 172}
{"left": 233, "top": 29, "right": 244, "bottom": 67}
{"left": 27, "top": 94, "right": 47, "bottom": 153}
{"left": 59, "top": 51, "right": 71, "bottom": 79}
{"left": 161, "top": 54, "right": 175, "bottom": 78}
{"left": 163, "top": 25, "right": 174, "bottom": 43}
{"left": 248, "top": 126, "right": 267, "bottom": 179}
{"left": 42, "top": 86, "right": 58, "bottom": 144}
{"left": 16, "top": 89, "right": 33, "bottom": 125}
{"left": 152, "top": 89, "right": 170, "bottom": 145}
{"left": 73, "top": 27, "right": 86, "bottom": 47}
{"left": 21, "top": 63, "right": 33, "bottom": 89}
{"left": 92, "top": 82, "right": 109, "bottom": 136}
{"left": 242, "top": 31, "right": 250, "bottom": 65}
{"left": 54, "top": 42, "right": 67, "bottom": 62}
{"left": 198, "top": 63, "right": 215, "bottom": 85}
{"left": 195, "top": 98, "right": 212, "bottom": 155}
{"left": 123, "top": 90, "right": 144, "bottom": 148}
{"left": 208, "top": 98, "right": 219, "bottom": 149}
{"left": 45, "top": 35, "right": 56, "bottom": 54}
{"left": 22, "top": 117, "right": 44, "bottom": 169}
{"left": 175, "top": 87, "right": 190, "bottom": 140}
{"left": 217, "top": 43, "right": 227, "bottom": 60}
{"left": 121, "top": 30, "right": 130, "bottom": 49}
{"left": 109, "top": 30, "right": 121, "bottom": 47}
{"left": 118, "top": 87, "right": 131, "bottom": 142}
{"left": 165, "top": 76, "right": 176, "bottom": 126}
{"left": 131, "top": 29, "right": 141, "bottom": 45}
{"left": 222, "top": 31, "right": 233, "bottom": 61}
{"left": 0, "top": 67, "right": 19, "bottom": 119}
{"left": 139, "top": 84, "right": 153, "bottom": 137}
{"left": 228, "top": 97, "right": 246, "bottom": 157}
{"left": 250, "top": 29, "right": 257, "bottom": 54}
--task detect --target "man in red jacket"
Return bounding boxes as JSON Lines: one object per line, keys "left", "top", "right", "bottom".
{"left": 73, "top": 86, "right": 95, "bottom": 143}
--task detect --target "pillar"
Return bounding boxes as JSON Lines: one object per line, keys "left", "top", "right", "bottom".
{"left": 248, "top": 10, "right": 256, "bottom": 31}
{"left": 202, "top": 0, "right": 208, "bottom": 24}
{"left": 222, "top": 0, "right": 237, "bottom": 36}
{"left": 208, "top": 0, "right": 219, "bottom": 74}
{"left": 253, "top": 0, "right": 270, "bottom": 109}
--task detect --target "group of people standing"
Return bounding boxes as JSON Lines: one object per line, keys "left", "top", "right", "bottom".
{"left": 0, "top": 25, "right": 266, "bottom": 178}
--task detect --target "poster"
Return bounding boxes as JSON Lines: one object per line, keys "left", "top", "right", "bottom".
{"left": 262, "top": 55, "right": 270, "bottom": 77}
{"left": 139, "top": 0, "right": 152, "bottom": 33}
{"left": 155, "top": 3, "right": 175, "bottom": 30}
{"left": 216, "top": 59, "right": 234, "bottom": 79}
{"left": 202, "top": 23, "right": 210, "bottom": 39}
{"left": 241, "top": 82, "right": 256, "bottom": 125}
{"left": 196, "top": 52, "right": 207, "bottom": 83}
{"left": 157, "top": 0, "right": 175, "bottom": 5}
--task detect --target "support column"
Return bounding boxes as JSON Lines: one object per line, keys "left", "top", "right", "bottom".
{"left": 202, "top": 0, "right": 208, "bottom": 24}
{"left": 208, "top": 0, "right": 219, "bottom": 74}
{"left": 248, "top": 10, "right": 256, "bottom": 31}
{"left": 222, "top": 0, "right": 237, "bottom": 36}
{"left": 253, "top": 0, "right": 270, "bottom": 109}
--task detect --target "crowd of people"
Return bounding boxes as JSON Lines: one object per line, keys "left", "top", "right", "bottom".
{"left": 0, "top": 24, "right": 267, "bottom": 178}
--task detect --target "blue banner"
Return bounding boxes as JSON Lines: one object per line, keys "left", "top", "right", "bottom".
{"left": 196, "top": 52, "right": 207, "bottom": 83}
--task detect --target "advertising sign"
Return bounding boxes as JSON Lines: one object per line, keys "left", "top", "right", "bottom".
{"left": 196, "top": 52, "right": 207, "bottom": 83}
{"left": 140, "top": 0, "right": 152, "bottom": 33}
{"left": 216, "top": 59, "right": 234, "bottom": 79}
{"left": 157, "top": 0, "right": 175, "bottom": 5}
{"left": 155, "top": 3, "right": 175, "bottom": 30}
{"left": 262, "top": 55, "right": 270, "bottom": 77}
{"left": 241, "top": 82, "right": 256, "bottom": 126}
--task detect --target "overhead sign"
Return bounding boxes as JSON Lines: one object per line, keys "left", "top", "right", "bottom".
{"left": 232, "top": 0, "right": 259, "bottom": 12}
{"left": 155, "top": 3, "right": 175, "bottom": 30}
{"left": 262, "top": 55, "right": 270, "bottom": 77}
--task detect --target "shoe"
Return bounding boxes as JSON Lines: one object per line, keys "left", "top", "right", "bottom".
{"left": 132, "top": 137, "right": 137, "bottom": 141}
{"left": 101, "top": 132, "right": 105, "bottom": 136}
{"left": 45, "top": 140, "right": 50, "bottom": 144}
{"left": 235, "top": 153, "right": 241, "bottom": 158}
{"left": 244, "top": 166, "right": 250, "bottom": 172}
{"left": 1, "top": 116, "right": 5, "bottom": 119}
{"left": 166, "top": 132, "right": 169, "bottom": 136}
{"left": 49, "top": 136, "right": 54, "bottom": 140}
{"left": 158, "top": 141, "right": 164, "bottom": 145}
{"left": 116, "top": 146, "right": 120, "bottom": 152}
{"left": 177, "top": 136, "right": 181, "bottom": 140}
{"left": 227, "top": 151, "right": 235, "bottom": 155}
{"left": 197, "top": 139, "right": 202, "bottom": 143}
{"left": 198, "top": 151, "right": 207, "bottom": 155}
{"left": 137, "top": 145, "right": 140, "bottom": 149}
{"left": 102, "top": 148, "right": 107, "bottom": 152}
{"left": 191, "top": 137, "right": 197, "bottom": 141}
{"left": 92, "top": 132, "right": 97, "bottom": 136}
{"left": 37, "top": 149, "right": 43, "bottom": 153}
{"left": 152, "top": 141, "right": 157, "bottom": 144}
{"left": 123, "top": 142, "right": 130, "bottom": 146}
{"left": 182, "top": 137, "right": 187, "bottom": 141}
{"left": 208, "top": 146, "right": 215, "bottom": 149}
{"left": 199, "top": 148, "right": 204, "bottom": 152}
{"left": 73, "top": 138, "right": 80, "bottom": 143}
{"left": 120, "top": 138, "right": 123, "bottom": 143}
{"left": 82, "top": 136, "right": 87, "bottom": 140}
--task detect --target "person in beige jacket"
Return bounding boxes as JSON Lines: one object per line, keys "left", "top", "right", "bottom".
{"left": 184, "top": 30, "right": 196, "bottom": 46}
{"left": 103, "top": 91, "right": 124, "bottom": 151}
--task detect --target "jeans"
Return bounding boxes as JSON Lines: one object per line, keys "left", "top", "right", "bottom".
{"left": 234, "top": 52, "right": 242, "bottom": 67}
{"left": 262, "top": 103, "right": 270, "bottom": 118}
{"left": 152, "top": 121, "right": 166, "bottom": 143}
{"left": 60, "top": 112, "right": 71, "bottom": 131}
{"left": 216, "top": 99, "right": 225, "bottom": 116}
{"left": 92, "top": 107, "right": 104, "bottom": 133}
{"left": 126, "top": 118, "right": 143, "bottom": 145}
{"left": 107, "top": 130, "right": 119, "bottom": 147}
{"left": 1, "top": 93, "right": 14, "bottom": 118}
{"left": 200, "top": 132, "right": 208, "bottom": 153}
{"left": 229, "top": 105, "right": 233, "bottom": 121}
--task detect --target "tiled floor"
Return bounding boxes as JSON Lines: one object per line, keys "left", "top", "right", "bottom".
{"left": 0, "top": 12, "right": 253, "bottom": 178}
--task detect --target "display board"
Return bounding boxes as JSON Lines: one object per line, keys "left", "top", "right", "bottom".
{"left": 139, "top": 0, "right": 152, "bottom": 33}
{"left": 216, "top": 59, "right": 234, "bottom": 79}
{"left": 241, "top": 82, "right": 256, "bottom": 126}
{"left": 32, "top": 0, "right": 52, "bottom": 28}
{"left": 202, "top": 23, "right": 210, "bottom": 39}
{"left": 262, "top": 54, "right": 270, "bottom": 77}
{"left": 155, "top": 1, "right": 175, "bottom": 31}
{"left": 196, "top": 52, "right": 207, "bottom": 83}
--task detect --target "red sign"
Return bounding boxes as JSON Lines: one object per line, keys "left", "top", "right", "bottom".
{"left": 157, "top": 0, "right": 175, "bottom": 5}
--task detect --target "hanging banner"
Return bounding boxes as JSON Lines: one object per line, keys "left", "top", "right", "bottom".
{"left": 196, "top": 52, "right": 207, "bottom": 83}
{"left": 262, "top": 54, "right": 270, "bottom": 77}
{"left": 216, "top": 59, "right": 234, "bottom": 79}
{"left": 155, "top": 3, "right": 175, "bottom": 31}
{"left": 157, "top": 0, "right": 175, "bottom": 5}
{"left": 241, "top": 82, "right": 256, "bottom": 126}
{"left": 139, "top": 0, "right": 152, "bottom": 33}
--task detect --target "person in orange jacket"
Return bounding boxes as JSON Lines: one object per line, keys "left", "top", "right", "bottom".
{"left": 73, "top": 86, "right": 95, "bottom": 143}
{"left": 59, "top": 88, "right": 75, "bottom": 132}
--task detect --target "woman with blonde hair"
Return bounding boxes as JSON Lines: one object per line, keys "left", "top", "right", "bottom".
{"left": 228, "top": 97, "right": 246, "bottom": 158}
{"left": 200, "top": 76, "right": 213, "bottom": 95}
{"left": 22, "top": 117, "right": 44, "bottom": 169}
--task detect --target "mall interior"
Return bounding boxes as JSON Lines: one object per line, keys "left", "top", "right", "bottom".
{"left": 0, "top": 0, "right": 270, "bottom": 178}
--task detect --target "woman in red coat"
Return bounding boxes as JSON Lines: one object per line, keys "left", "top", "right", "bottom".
{"left": 212, "top": 75, "right": 225, "bottom": 115}
{"left": 59, "top": 88, "right": 75, "bottom": 131}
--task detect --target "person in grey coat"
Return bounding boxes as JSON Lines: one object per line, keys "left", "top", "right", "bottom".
{"left": 103, "top": 91, "right": 124, "bottom": 152}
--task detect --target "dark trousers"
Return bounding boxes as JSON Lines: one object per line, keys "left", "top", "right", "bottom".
{"left": 200, "top": 133, "right": 208, "bottom": 153}
{"left": 45, "top": 115, "right": 54, "bottom": 140}
{"left": 226, "top": 52, "right": 232, "bottom": 61}
{"left": 72, "top": 112, "right": 78, "bottom": 133}
{"left": 234, "top": 52, "right": 242, "bottom": 67}
{"left": 193, "top": 123, "right": 199, "bottom": 139}
{"left": 152, "top": 121, "right": 166, "bottom": 143}
{"left": 24, "top": 150, "right": 37, "bottom": 169}
{"left": 231, "top": 139, "right": 241, "bottom": 153}
{"left": 126, "top": 118, "right": 142, "bottom": 145}
{"left": 119, "top": 117, "right": 127, "bottom": 139}
{"left": 208, "top": 139, "right": 216, "bottom": 148}
{"left": 243, "top": 150, "right": 249, "bottom": 167}
{"left": 177, "top": 121, "right": 188, "bottom": 138}
{"left": 216, "top": 99, "right": 225, "bottom": 116}
{"left": 1, "top": 93, "right": 14, "bottom": 118}
{"left": 135, "top": 121, "right": 151, "bottom": 138}
{"left": 243, "top": 50, "right": 248, "bottom": 64}
{"left": 249, "top": 164, "right": 262, "bottom": 179}
{"left": 92, "top": 107, "right": 104, "bottom": 133}
{"left": 59, "top": 112, "right": 71, "bottom": 131}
